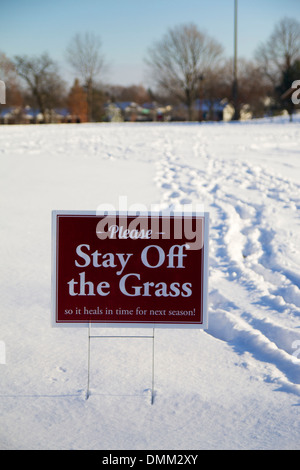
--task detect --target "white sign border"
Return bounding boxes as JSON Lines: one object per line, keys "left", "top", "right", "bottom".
{"left": 51, "top": 210, "right": 209, "bottom": 329}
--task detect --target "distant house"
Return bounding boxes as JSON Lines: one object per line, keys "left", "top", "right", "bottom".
{"left": 115, "top": 101, "right": 140, "bottom": 121}
{"left": 22, "top": 107, "right": 71, "bottom": 124}
{"left": 0, "top": 106, "right": 24, "bottom": 124}
{"left": 0, "top": 106, "right": 84, "bottom": 124}
{"left": 23, "top": 107, "right": 44, "bottom": 123}
{"left": 104, "top": 101, "right": 172, "bottom": 122}
{"left": 0, "top": 107, "right": 14, "bottom": 124}
{"left": 105, "top": 103, "right": 123, "bottom": 122}
{"left": 53, "top": 108, "right": 73, "bottom": 123}
{"left": 193, "top": 99, "right": 227, "bottom": 121}
{"left": 115, "top": 101, "right": 148, "bottom": 121}
{"left": 193, "top": 99, "right": 254, "bottom": 122}
{"left": 142, "top": 102, "right": 172, "bottom": 121}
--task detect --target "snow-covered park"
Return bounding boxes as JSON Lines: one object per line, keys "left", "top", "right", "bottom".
{"left": 1, "top": 116, "right": 300, "bottom": 449}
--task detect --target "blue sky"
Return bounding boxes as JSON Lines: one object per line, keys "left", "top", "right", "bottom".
{"left": 1, "top": 0, "right": 300, "bottom": 86}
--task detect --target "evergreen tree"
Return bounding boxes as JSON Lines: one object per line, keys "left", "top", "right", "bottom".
{"left": 67, "top": 79, "right": 88, "bottom": 122}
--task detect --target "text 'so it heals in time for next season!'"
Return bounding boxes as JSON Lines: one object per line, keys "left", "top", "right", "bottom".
{"left": 51, "top": 211, "right": 209, "bottom": 329}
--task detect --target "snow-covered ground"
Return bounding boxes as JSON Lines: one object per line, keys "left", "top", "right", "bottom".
{"left": 0, "top": 117, "right": 300, "bottom": 450}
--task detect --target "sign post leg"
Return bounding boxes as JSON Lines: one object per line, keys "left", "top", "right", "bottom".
{"left": 86, "top": 322, "right": 91, "bottom": 400}
{"left": 151, "top": 328, "right": 155, "bottom": 405}
{"left": 85, "top": 326, "right": 155, "bottom": 404}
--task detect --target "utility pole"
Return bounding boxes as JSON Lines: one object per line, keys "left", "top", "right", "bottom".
{"left": 232, "top": 0, "right": 239, "bottom": 120}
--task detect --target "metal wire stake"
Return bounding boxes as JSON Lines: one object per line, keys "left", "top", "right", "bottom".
{"left": 151, "top": 328, "right": 155, "bottom": 405}
{"left": 85, "top": 324, "right": 155, "bottom": 404}
{"left": 86, "top": 322, "right": 91, "bottom": 400}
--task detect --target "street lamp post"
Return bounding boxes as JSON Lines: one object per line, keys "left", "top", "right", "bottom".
{"left": 232, "top": 0, "right": 239, "bottom": 120}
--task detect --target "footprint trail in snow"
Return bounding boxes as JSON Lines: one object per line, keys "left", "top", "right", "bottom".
{"left": 153, "top": 124, "right": 300, "bottom": 396}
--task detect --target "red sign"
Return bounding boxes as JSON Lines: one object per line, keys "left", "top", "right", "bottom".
{"left": 52, "top": 211, "right": 209, "bottom": 328}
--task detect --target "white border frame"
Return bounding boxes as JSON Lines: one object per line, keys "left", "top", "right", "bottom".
{"left": 51, "top": 210, "right": 209, "bottom": 329}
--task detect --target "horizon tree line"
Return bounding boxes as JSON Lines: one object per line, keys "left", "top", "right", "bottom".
{"left": 1, "top": 17, "right": 300, "bottom": 123}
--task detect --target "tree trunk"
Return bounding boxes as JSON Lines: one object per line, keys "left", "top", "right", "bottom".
{"left": 185, "top": 89, "right": 194, "bottom": 121}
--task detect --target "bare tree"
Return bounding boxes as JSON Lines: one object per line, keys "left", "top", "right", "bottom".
{"left": 106, "top": 84, "right": 150, "bottom": 104}
{"left": 222, "top": 58, "right": 272, "bottom": 118}
{"left": 255, "top": 17, "right": 300, "bottom": 86}
{"left": 65, "top": 32, "right": 106, "bottom": 121}
{"left": 255, "top": 17, "right": 300, "bottom": 120}
{"left": 13, "top": 53, "right": 65, "bottom": 122}
{"left": 145, "top": 23, "right": 223, "bottom": 120}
